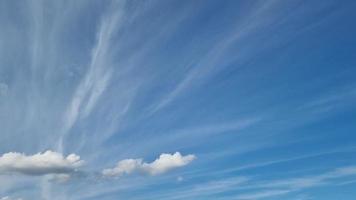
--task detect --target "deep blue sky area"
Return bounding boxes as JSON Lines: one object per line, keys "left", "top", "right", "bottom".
{"left": 0, "top": 0, "right": 355, "bottom": 200}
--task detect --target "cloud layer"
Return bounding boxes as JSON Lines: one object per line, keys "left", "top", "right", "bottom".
{"left": 0, "top": 197, "right": 22, "bottom": 200}
{"left": 103, "top": 152, "right": 196, "bottom": 177}
{"left": 0, "top": 1, "right": 355, "bottom": 199}
{"left": 0, "top": 150, "right": 195, "bottom": 180}
{"left": 0, "top": 151, "right": 83, "bottom": 176}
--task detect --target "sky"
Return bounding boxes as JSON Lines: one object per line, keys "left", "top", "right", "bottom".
{"left": 0, "top": 0, "right": 356, "bottom": 199}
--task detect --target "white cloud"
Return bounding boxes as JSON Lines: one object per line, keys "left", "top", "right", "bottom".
{"left": 103, "top": 152, "right": 196, "bottom": 177}
{"left": 142, "top": 152, "right": 196, "bottom": 175}
{"left": 0, "top": 150, "right": 83, "bottom": 176}
{"left": 102, "top": 158, "right": 143, "bottom": 177}
{"left": 58, "top": 1, "right": 126, "bottom": 152}
{"left": 0, "top": 196, "right": 22, "bottom": 200}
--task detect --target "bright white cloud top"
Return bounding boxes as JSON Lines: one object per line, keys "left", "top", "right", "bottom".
{"left": 0, "top": 151, "right": 83, "bottom": 176}
{"left": 0, "top": 0, "right": 355, "bottom": 199}
{"left": 103, "top": 152, "right": 196, "bottom": 177}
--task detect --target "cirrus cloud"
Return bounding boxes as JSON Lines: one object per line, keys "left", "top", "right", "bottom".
{"left": 0, "top": 197, "right": 23, "bottom": 200}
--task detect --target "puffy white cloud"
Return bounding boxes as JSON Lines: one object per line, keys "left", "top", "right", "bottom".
{"left": 102, "top": 158, "right": 143, "bottom": 177}
{"left": 0, "top": 150, "right": 83, "bottom": 176}
{"left": 103, "top": 152, "right": 196, "bottom": 177}
{"left": 142, "top": 152, "right": 196, "bottom": 175}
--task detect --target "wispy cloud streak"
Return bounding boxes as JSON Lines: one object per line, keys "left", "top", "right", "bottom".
{"left": 59, "top": 1, "right": 126, "bottom": 152}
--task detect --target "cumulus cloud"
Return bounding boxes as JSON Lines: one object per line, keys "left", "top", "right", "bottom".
{"left": 103, "top": 152, "right": 196, "bottom": 177}
{"left": 142, "top": 152, "right": 196, "bottom": 175}
{"left": 102, "top": 158, "right": 142, "bottom": 177}
{"left": 0, "top": 150, "right": 83, "bottom": 176}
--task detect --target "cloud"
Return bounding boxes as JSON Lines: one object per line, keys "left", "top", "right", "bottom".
{"left": 0, "top": 150, "right": 83, "bottom": 176}
{"left": 232, "top": 165, "right": 356, "bottom": 200}
{"left": 58, "top": 1, "right": 126, "bottom": 152}
{"left": 120, "top": 177, "right": 249, "bottom": 200}
{"left": 47, "top": 173, "right": 72, "bottom": 183}
{"left": 102, "top": 158, "right": 143, "bottom": 177}
{"left": 260, "top": 166, "right": 356, "bottom": 190}
{"left": 103, "top": 152, "right": 196, "bottom": 177}
{"left": 142, "top": 152, "right": 196, "bottom": 175}
{"left": 148, "top": 0, "right": 281, "bottom": 114}
{"left": 236, "top": 189, "right": 292, "bottom": 200}
{"left": 0, "top": 83, "right": 8, "bottom": 97}
{"left": 177, "top": 176, "right": 184, "bottom": 182}
{"left": 0, "top": 197, "right": 23, "bottom": 200}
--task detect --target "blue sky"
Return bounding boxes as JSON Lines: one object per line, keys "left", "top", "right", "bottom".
{"left": 0, "top": 0, "right": 356, "bottom": 199}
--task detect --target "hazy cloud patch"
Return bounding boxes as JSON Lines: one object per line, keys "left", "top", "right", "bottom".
{"left": 0, "top": 83, "right": 8, "bottom": 97}
{"left": 0, "top": 196, "right": 23, "bottom": 200}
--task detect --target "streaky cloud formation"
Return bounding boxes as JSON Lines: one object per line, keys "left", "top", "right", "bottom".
{"left": 0, "top": 0, "right": 355, "bottom": 199}
{"left": 0, "top": 197, "right": 23, "bottom": 200}
{"left": 236, "top": 189, "right": 292, "bottom": 200}
{"left": 0, "top": 151, "right": 83, "bottom": 176}
{"left": 231, "top": 165, "right": 356, "bottom": 200}
{"left": 103, "top": 152, "right": 196, "bottom": 177}
{"left": 58, "top": 1, "right": 126, "bottom": 152}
